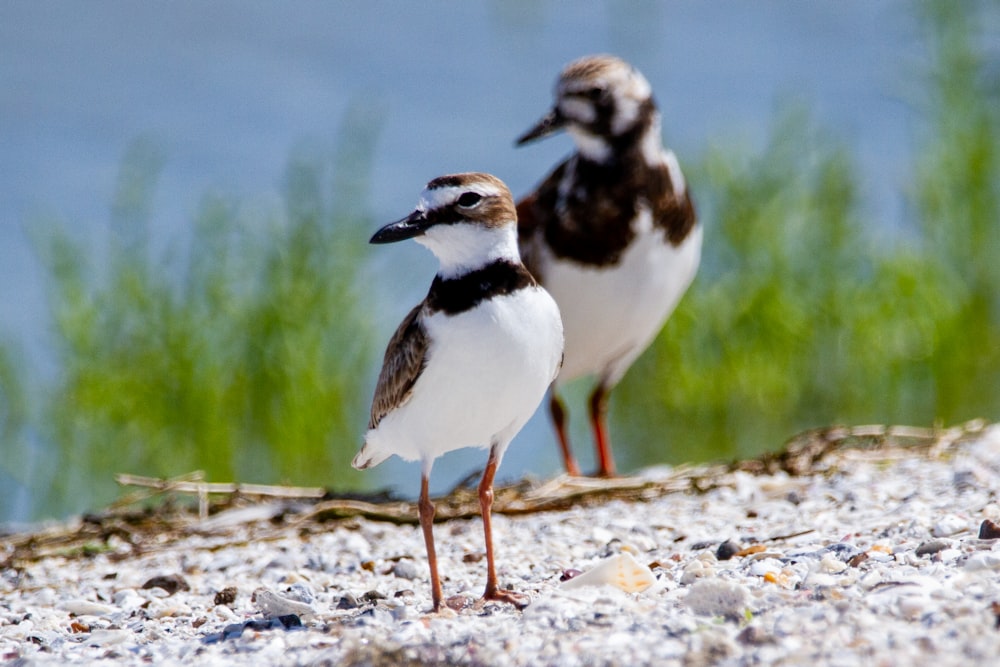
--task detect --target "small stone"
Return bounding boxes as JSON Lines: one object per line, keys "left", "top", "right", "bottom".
{"left": 361, "top": 590, "right": 387, "bottom": 604}
{"left": 848, "top": 552, "right": 869, "bottom": 568}
{"left": 62, "top": 600, "right": 115, "bottom": 617}
{"left": 680, "top": 558, "right": 713, "bottom": 585}
{"left": 737, "top": 625, "right": 775, "bottom": 645}
{"left": 684, "top": 579, "right": 751, "bottom": 619}
{"left": 69, "top": 621, "right": 89, "bottom": 633}
{"left": 978, "top": 519, "right": 1000, "bottom": 540}
{"left": 445, "top": 595, "right": 473, "bottom": 611}
{"left": 214, "top": 587, "right": 238, "bottom": 606}
{"left": 736, "top": 545, "right": 767, "bottom": 558}
{"left": 819, "top": 554, "right": 848, "bottom": 573}
{"left": 560, "top": 569, "right": 582, "bottom": 582}
{"left": 931, "top": 515, "right": 967, "bottom": 537}
{"left": 252, "top": 587, "right": 315, "bottom": 618}
{"left": 283, "top": 583, "right": 315, "bottom": 604}
{"left": 360, "top": 560, "right": 376, "bottom": 572}
{"left": 392, "top": 559, "right": 419, "bottom": 580}
{"left": 915, "top": 540, "right": 951, "bottom": 556}
{"left": 141, "top": 574, "right": 190, "bottom": 596}
{"left": 462, "top": 552, "right": 485, "bottom": 563}
{"left": 277, "top": 614, "right": 303, "bottom": 629}
{"left": 716, "top": 540, "right": 741, "bottom": 561}
{"left": 192, "top": 617, "right": 208, "bottom": 628}
{"left": 336, "top": 594, "right": 359, "bottom": 610}
{"left": 964, "top": 552, "right": 1000, "bottom": 571}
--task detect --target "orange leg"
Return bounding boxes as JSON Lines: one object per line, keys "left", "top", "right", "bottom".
{"left": 549, "top": 392, "right": 582, "bottom": 476}
{"left": 479, "top": 446, "right": 529, "bottom": 608}
{"left": 418, "top": 473, "right": 443, "bottom": 611}
{"left": 589, "top": 384, "right": 616, "bottom": 477}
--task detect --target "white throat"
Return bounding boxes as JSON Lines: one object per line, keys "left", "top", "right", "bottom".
{"left": 417, "top": 223, "right": 521, "bottom": 279}
{"left": 567, "top": 126, "right": 612, "bottom": 162}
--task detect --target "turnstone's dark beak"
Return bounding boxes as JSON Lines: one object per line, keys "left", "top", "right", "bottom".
{"left": 370, "top": 210, "right": 429, "bottom": 244}
{"left": 515, "top": 108, "right": 567, "bottom": 145}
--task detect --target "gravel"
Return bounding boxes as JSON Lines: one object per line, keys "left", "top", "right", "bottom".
{"left": 3, "top": 426, "right": 1000, "bottom": 666}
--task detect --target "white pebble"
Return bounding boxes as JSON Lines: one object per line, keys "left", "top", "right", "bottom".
{"left": 680, "top": 558, "right": 713, "bottom": 585}
{"left": 820, "top": 554, "right": 848, "bottom": 573}
{"left": 86, "top": 629, "right": 132, "bottom": 646}
{"left": 931, "top": 515, "right": 968, "bottom": 537}
{"left": 62, "top": 600, "right": 115, "bottom": 617}
{"left": 748, "top": 558, "right": 782, "bottom": 577}
{"left": 684, "top": 579, "right": 751, "bottom": 617}
{"left": 253, "top": 587, "right": 316, "bottom": 618}
{"left": 963, "top": 552, "right": 1000, "bottom": 571}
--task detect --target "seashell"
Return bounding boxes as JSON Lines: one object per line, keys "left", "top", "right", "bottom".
{"left": 559, "top": 552, "right": 656, "bottom": 593}
{"left": 61, "top": 599, "right": 115, "bottom": 617}
{"left": 251, "top": 587, "right": 315, "bottom": 618}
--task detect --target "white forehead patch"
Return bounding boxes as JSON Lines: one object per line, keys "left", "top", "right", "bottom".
{"left": 559, "top": 97, "right": 596, "bottom": 124}
{"left": 416, "top": 182, "right": 503, "bottom": 212}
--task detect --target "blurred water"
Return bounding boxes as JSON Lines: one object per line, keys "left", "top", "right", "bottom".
{"left": 0, "top": 1, "right": 921, "bottom": 519}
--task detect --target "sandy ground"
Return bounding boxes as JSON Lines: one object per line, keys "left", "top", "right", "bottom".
{"left": 2, "top": 422, "right": 1000, "bottom": 666}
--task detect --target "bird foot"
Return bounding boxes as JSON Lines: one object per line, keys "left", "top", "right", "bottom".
{"left": 481, "top": 588, "right": 530, "bottom": 609}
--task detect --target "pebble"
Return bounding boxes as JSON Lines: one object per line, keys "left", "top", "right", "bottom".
{"left": 141, "top": 574, "right": 190, "bottom": 595}
{"left": 214, "top": 587, "right": 238, "bottom": 606}
{"left": 716, "top": 540, "right": 742, "bottom": 561}
{"left": 1, "top": 427, "right": 999, "bottom": 665}
{"left": 979, "top": 519, "right": 1000, "bottom": 539}
{"left": 931, "top": 515, "right": 968, "bottom": 538}
{"left": 684, "top": 579, "right": 751, "bottom": 619}
{"left": 391, "top": 559, "right": 419, "bottom": 580}
{"left": 61, "top": 600, "right": 115, "bottom": 617}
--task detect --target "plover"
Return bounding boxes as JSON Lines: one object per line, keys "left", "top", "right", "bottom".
{"left": 515, "top": 54, "right": 701, "bottom": 477}
{"left": 352, "top": 172, "right": 564, "bottom": 611}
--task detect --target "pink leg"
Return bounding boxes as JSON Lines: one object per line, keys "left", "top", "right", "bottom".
{"left": 418, "top": 472, "right": 443, "bottom": 611}
{"left": 479, "top": 446, "right": 529, "bottom": 608}
{"left": 550, "top": 392, "right": 582, "bottom": 476}
{"left": 589, "top": 384, "right": 617, "bottom": 477}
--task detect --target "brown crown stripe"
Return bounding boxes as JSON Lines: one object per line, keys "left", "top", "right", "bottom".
{"left": 427, "top": 260, "right": 536, "bottom": 315}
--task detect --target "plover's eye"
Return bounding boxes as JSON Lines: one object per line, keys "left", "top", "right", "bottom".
{"left": 584, "top": 87, "right": 605, "bottom": 101}
{"left": 456, "top": 192, "right": 482, "bottom": 208}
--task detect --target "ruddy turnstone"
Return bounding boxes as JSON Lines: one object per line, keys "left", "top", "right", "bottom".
{"left": 352, "top": 172, "right": 564, "bottom": 611}
{"left": 515, "top": 54, "right": 701, "bottom": 477}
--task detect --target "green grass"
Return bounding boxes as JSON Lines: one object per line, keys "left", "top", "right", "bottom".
{"left": 1, "top": 1, "right": 996, "bottom": 520}
{"left": 614, "top": 0, "right": 999, "bottom": 467}
{"left": 27, "top": 103, "right": 382, "bottom": 516}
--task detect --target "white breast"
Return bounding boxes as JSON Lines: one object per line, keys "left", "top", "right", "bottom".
{"left": 543, "top": 212, "right": 702, "bottom": 386}
{"left": 363, "top": 286, "right": 564, "bottom": 465}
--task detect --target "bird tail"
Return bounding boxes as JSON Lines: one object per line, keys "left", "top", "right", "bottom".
{"left": 351, "top": 442, "right": 390, "bottom": 470}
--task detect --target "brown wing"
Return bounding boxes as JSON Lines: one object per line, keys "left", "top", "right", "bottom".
{"left": 651, "top": 164, "right": 698, "bottom": 246}
{"left": 368, "top": 304, "right": 430, "bottom": 430}
{"left": 516, "top": 161, "right": 568, "bottom": 280}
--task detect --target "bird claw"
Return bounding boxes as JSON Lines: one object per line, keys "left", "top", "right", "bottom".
{"left": 482, "top": 588, "right": 530, "bottom": 610}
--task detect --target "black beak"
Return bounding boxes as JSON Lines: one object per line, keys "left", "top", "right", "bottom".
{"left": 370, "top": 210, "right": 429, "bottom": 244}
{"left": 515, "top": 108, "right": 567, "bottom": 146}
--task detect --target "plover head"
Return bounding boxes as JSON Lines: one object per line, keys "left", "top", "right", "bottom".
{"left": 372, "top": 172, "right": 521, "bottom": 278}
{"left": 516, "top": 54, "right": 658, "bottom": 162}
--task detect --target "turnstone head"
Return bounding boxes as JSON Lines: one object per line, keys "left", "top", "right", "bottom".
{"left": 515, "top": 56, "right": 702, "bottom": 477}
{"left": 354, "top": 172, "right": 564, "bottom": 611}
{"left": 516, "top": 54, "right": 658, "bottom": 164}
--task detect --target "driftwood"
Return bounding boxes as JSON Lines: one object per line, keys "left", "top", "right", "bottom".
{"left": 1, "top": 419, "right": 990, "bottom": 568}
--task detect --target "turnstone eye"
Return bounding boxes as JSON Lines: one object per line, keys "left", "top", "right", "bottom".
{"left": 582, "top": 87, "right": 605, "bottom": 101}
{"left": 456, "top": 192, "right": 483, "bottom": 208}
